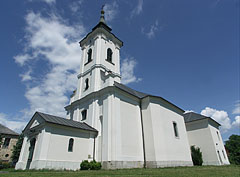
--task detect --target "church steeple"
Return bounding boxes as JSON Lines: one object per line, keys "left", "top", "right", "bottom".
{"left": 69, "top": 8, "right": 123, "bottom": 102}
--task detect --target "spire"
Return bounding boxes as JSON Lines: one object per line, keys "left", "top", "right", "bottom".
{"left": 100, "top": 5, "right": 106, "bottom": 24}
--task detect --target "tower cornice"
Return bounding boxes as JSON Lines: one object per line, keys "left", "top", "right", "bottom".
{"left": 77, "top": 64, "right": 121, "bottom": 79}
{"left": 79, "top": 27, "right": 123, "bottom": 48}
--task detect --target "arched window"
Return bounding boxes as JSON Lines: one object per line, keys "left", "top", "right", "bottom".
{"left": 173, "top": 122, "right": 179, "bottom": 138}
{"left": 85, "top": 78, "right": 89, "bottom": 90}
{"left": 87, "top": 49, "right": 92, "bottom": 63}
{"left": 81, "top": 109, "right": 87, "bottom": 121}
{"left": 68, "top": 138, "right": 74, "bottom": 152}
{"left": 106, "top": 48, "right": 113, "bottom": 63}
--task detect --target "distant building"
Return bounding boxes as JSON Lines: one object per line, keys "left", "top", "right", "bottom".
{"left": 0, "top": 124, "right": 19, "bottom": 162}
{"left": 183, "top": 112, "right": 230, "bottom": 165}
{"left": 15, "top": 9, "right": 229, "bottom": 170}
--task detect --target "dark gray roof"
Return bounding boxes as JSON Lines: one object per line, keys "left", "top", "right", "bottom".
{"left": 183, "top": 112, "right": 221, "bottom": 126}
{"left": 36, "top": 112, "right": 98, "bottom": 133}
{"left": 114, "top": 82, "right": 147, "bottom": 99}
{"left": 114, "top": 82, "right": 184, "bottom": 112}
{"left": 80, "top": 21, "right": 123, "bottom": 47}
{"left": 0, "top": 124, "right": 19, "bottom": 136}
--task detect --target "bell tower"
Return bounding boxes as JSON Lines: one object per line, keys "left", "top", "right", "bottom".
{"left": 72, "top": 8, "right": 123, "bottom": 102}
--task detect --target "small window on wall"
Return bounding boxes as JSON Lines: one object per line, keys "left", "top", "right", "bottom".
{"left": 3, "top": 138, "right": 10, "bottom": 148}
{"left": 173, "top": 122, "right": 179, "bottom": 138}
{"left": 81, "top": 110, "right": 87, "bottom": 121}
{"left": 87, "top": 48, "right": 92, "bottom": 63}
{"left": 68, "top": 138, "right": 74, "bottom": 152}
{"left": 85, "top": 78, "right": 89, "bottom": 91}
{"left": 106, "top": 48, "right": 113, "bottom": 63}
{"left": 222, "top": 150, "right": 226, "bottom": 159}
{"left": 216, "top": 131, "right": 220, "bottom": 141}
{"left": 217, "top": 150, "right": 223, "bottom": 164}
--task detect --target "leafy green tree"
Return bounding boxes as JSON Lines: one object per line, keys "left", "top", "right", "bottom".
{"left": 191, "top": 145, "right": 203, "bottom": 166}
{"left": 11, "top": 133, "right": 24, "bottom": 165}
{"left": 225, "top": 134, "right": 240, "bottom": 165}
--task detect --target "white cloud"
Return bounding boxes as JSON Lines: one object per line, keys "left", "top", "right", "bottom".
{"left": 201, "top": 107, "right": 232, "bottom": 132}
{"left": 14, "top": 54, "right": 32, "bottom": 66}
{"left": 232, "top": 100, "right": 240, "bottom": 114}
{"left": 20, "top": 69, "right": 32, "bottom": 82}
{"left": 41, "top": 0, "right": 56, "bottom": 4}
{"left": 232, "top": 116, "right": 240, "bottom": 127}
{"left": 69, "top": 0, "right": 84, "bottom": 13}
{"left": 131, "top": 0, "right": 143, "bottom": 18}
{"left": 121, "top": 57, "right": 142, "bottom": 85}
{"left": 0, "top": 113, "right": 27, "bottom": 133}
{"left": 184, "top": 110, "right": 194, "bottom": 114}
{"left": 15, "top": 11, "right": 85, "bottom": 119}
{"left": 104, "top": 1, "right": 118, "bottom": 22}
{"left": 142, "top": 20, "right": 159, "bottom": 39}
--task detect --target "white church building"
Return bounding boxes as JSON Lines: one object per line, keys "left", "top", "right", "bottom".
{"left": 15, "top": 9, "right": 229, "bottom": 170}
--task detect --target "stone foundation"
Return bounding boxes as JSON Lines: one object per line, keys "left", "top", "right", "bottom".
{"left": 102, "top": 161, "right": 144, "bottom": 169}
{"left": 16, "top": 160, "right": 81, "bottom": 171}
{"left": 146, "top": 161, "right": 193, "bottom": 168}
{"left": 16, "top": 160, "right": 193, "bottom": 170}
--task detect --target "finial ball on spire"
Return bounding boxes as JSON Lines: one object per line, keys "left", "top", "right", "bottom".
{"left": 101, "top": 5, "right": 105, "bottom": 15}
{"left": 99, "top": 5, "right": 106, "bottom": 24}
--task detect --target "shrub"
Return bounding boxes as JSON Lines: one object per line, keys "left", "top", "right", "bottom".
{"left": 191, "top": 145, "right": 203, "bottom": 166}
{"left": 0, "top": 161, "right": 13, "bottom": 169}
{"left": 80, "top": 160, "right": 101, "bottom": 170}
{"left": 80, "top": 160, "right": 90, "bottom": 170}
{"left": 89, "top": 160, "right": 101, "bottom": 170}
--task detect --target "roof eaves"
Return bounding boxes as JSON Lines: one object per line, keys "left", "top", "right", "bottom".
{"left": 44, "top": 121, "right": 98, "bottom": 133}
{"left": 142, "top": 94, "right": 185, "bottom": 113}
{"left": 80, "top": 25, "right": 123, "bottom": 47}
{"left": 38, "top": 112, "right": 98, "bottom": 133}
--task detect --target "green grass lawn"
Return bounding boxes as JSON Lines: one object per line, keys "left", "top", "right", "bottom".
{"left": 0, "top": 165, "right": 239, "bottom": 177}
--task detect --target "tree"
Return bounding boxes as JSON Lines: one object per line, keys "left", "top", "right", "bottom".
{"left": 225, "top": 134, "right": 240, "bottom": 165}
{"left": 11, "top": 133, "right": 24, "bottom": 165}
{"left": 191, "top": 145, "right": 203, "bottom": 166}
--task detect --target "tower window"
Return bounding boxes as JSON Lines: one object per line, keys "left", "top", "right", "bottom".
{"left": 68, "top": 138, "right": 74, "bottom": 152}
{"left": 106, "top": 48, "right": 113, "bottom": 63}
{"left": 86, "top": 48, "right": 92, "bottom": 64}
{"left": 216, "top": 131, "right": 220, "bottom": 141}
{"left": 81, "top": 110, "right": 87, "bottom": 121}
{"left": 173, "top": 122, "right": 179, "bottom": 138}
{"left": 85, "top": 78, "right": 89, "bottom": 91}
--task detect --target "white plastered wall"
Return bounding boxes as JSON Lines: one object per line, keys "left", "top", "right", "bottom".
{"left": 142, "top": 97, "right": 193, "bottom": 167}
{"left": 118, "top": 92, "right": 144, "bottom": 162}
{"left": 99, "top": 90, "right": 144, "bottom": 169}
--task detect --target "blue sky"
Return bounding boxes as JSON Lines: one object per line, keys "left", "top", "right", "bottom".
{"left": 0, "top": 0, "right": 239, "bottom": 141}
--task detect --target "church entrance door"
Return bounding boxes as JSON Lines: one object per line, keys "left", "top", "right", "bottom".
{"left": 26, "top": 138, "right": 36, "bottom": 169}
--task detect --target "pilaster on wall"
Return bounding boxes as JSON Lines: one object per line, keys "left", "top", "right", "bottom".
{"left": 37, "top": 128, "right": 51, "bottom": 160}
{"left": 101, "top": 93, "right": 114, "bottom": 161}
{"left": 17, "top": 137, "right": 28, "bottom": 163}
